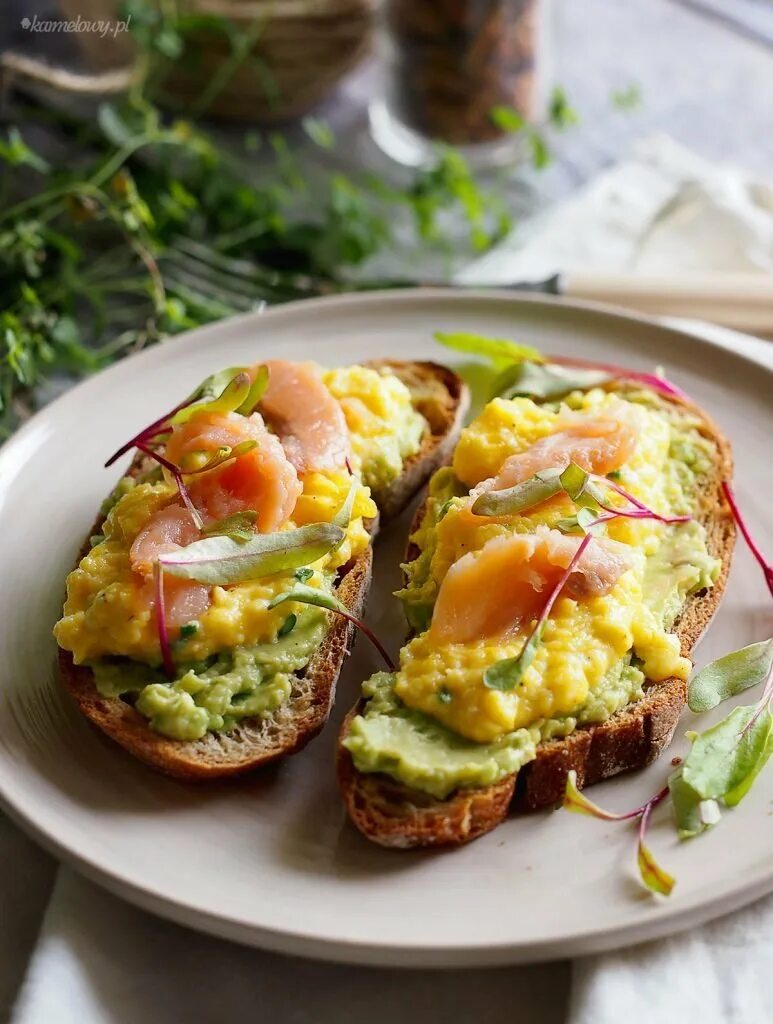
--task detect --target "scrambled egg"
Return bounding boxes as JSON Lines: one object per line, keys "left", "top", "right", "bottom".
{"left": 394, "top": 389, "right": 711, "bottom": 743}
{"left": 323, "top": 365, "right": 426, "bottom": 491}
{"left": 54, "top": 364, "right": 421, "bottom": 669}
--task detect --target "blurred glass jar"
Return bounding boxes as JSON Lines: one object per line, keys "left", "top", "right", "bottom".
{"left": 370, "top": 0, "right": 554, "bottom": 166}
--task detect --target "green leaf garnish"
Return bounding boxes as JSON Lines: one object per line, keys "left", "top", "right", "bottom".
{"left": 562, "top": 770, "right": 625, "bottom": 820}
{"left": 472, "top": 462, "right": 602, "bottom": 519}
{"left": 483, "top": 622, "right": 544, "bottom": 691}
{"left": 201, "top": 510, "right": 258, "bottom": 544}
{"left": 433, "top": 332, "right": 543, "bottom": 371}
{"left": 179, "top": 439, "right": 258, "bottom": 475}
{"left": 237, "top": 363, "right": 269, "bottom": 416}
{"left": 548, "top": 86, "right": 579, "bottom": 129}
{"left": 332, "top": 477, "right": 359, "bottom": 530}
{"left": 269, "top": 584, "right": 395, "bottom": 669}
{"left": 555, "top": 506, "right": 606, "bottom": 537}
{"left": 277, "top": 613, "right": 297, "bottom": 638}
{"left": 170, "top": 371, "right": 252, "bottom": 425}
{"left": 688, "top": 640, "right": 773, "bottom": 712}
{"left": 637, "top": 826, "right": 676, "bottom": 896}
{"left": 564, "top": 771, "right": 675, "bottom": 896}
{"left": 668, "top": 766, "right": 721, "bottom": 840}
{"left": 178, "top": 621, "right": 199, "bottom": 640}
{"left": 294, "top": 567, "right": 314, "bottom": 583}
{"left": 682, "top": 704, "right": 773, "bottom": 805}
{"left": 472, "top": 467, "right": 563, "bottom": 517}
{"left": 159, "top": 522, "right": 345, "bottom": 585}
{"left": 493, "top": 361, "right": 611, "bottom": 402}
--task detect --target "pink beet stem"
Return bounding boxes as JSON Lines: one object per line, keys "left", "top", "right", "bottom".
{"left": 721, "top": 481, "right": 773, "bottom": 598}
{"left": 105, "top": 396, "right": 191, "bottom": 468}
{"left": 153, "top": 562, "right": 176, "bottom": 679}
{"left": 549, "top": 354, "right": 690, "bottom": 402}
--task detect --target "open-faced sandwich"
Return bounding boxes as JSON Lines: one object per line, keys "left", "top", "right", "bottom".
{"left": 54, "top": 357, "right": 468, "bottom": 780}
{"left": 339, "top": 346, "right": 735, "bottom": 847}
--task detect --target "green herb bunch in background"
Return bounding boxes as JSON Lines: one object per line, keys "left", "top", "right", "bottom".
{"left": 0, "top": 0, "right": 591, "bottom": 435}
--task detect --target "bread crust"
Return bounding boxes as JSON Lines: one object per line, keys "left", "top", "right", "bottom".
{"left": 338, "top": 390, "right": 736, "bottom": 847}
{"left": 56, "top": 360, "right": 468, "bottom": 780}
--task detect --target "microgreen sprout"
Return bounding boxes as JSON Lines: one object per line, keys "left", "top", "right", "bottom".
{"left": 269, "top": 585, "right": 395, "bottom": 670}
{"left": 564, "top": 771, "right": 675, "bottom": 896}
{"left": 721, "top": 481, "right": 773, "bottom": 597}
{"left": 548, "top": 354, "right": 689, "bottom": 403}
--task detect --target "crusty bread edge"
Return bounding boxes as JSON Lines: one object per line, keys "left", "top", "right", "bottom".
{"left": 338, "top": 391, "right": 736, "bottom": 848}
{"left": 56, "top": 360, "right": 468, "bottom": 781}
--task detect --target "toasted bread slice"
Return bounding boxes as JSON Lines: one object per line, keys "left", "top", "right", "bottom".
{"left": 338, "top": 392, "right": 735, "bottom": 847}
{"left": 57, "top": 360, "right": 469, "bottom": 781}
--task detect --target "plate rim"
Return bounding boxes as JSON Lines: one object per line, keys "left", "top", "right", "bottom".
{"left": 1, "top": 287, "right": 771, "bottom": 967}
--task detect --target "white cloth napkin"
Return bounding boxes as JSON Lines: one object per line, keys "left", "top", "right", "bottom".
{"left": 455, "top": 134, "right": 773, "bottom": 283}
{"left": 6, "top": 135, "right": 773, "bottom": 1024}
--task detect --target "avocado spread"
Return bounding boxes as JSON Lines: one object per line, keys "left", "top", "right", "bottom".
{"left": 344, "top": 393, "right": 722, "bottom": 798}
{"left": 92, "top": 609, "right": 327, "bottom": 741}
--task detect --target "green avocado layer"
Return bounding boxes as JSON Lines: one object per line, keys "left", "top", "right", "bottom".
{"left": 91, "top": 609, "right": 327, "bottom": 741}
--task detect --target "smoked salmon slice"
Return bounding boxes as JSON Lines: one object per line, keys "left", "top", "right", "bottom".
{"left": 429, "top": 526, "right": 635, "bottom": 644}
{"left": 258, "top": 360, "right": 351, "bottom": 474}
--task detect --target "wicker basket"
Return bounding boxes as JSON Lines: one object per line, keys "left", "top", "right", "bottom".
{"left": 57, "top": 0, "right": 374, "bottom": 122}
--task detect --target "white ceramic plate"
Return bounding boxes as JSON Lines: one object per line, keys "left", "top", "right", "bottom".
{"left": 1, "top": 290, "right": 771, "bottom": 967}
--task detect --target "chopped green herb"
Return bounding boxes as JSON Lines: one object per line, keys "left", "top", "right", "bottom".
{"left": 277, "top": 613, "right": 297, "bottom": 638}
{"left": 179, "top": 621, "right": 199, "bottom": 640}
{"left": 295, "top": 567, "right": 314, "bottom": 583}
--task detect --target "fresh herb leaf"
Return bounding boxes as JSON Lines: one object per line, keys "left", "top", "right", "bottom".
{"left": 483, "top": 622, "right": 544, "bottom": 691}
{"left": 637, "top": 820, "right": 675, "bottom": 896}
{"left": 179, "top": 439, "right": 258, "bottom": 475}
{"left": 332, "top": 477, "right": 359, "bottom": 530}
{"left": 668, "top": 766, "right": 720, "bottom": 840}
{"left": 688, "top": 640, "right": 773, "bottom": 713}
{"left": 434, "top": 332, "right": 543, "bottom": 370}
{"left": 170, "top": 371, "right": 252, "bottom": 425}
{"left": 472, "top": 462, "right": 602, "bottom": 519}
{"left": 269, "top": 583, "right": 395, "bottom": 669}
{"left": 238, "top": 364, "right": 269, "bottom": 415}
{"left": 489, "top": 106, "right": 526, "bottom": 134}
{"left": 179, "top": 621, "right": 199, "bottom": 640}
{"left": 564, "top": 771, "right": 674, "bottom": 896}
{"left": 472, "top": 467, "right": 563, "bottom": 517}
{"left": 548, "top": 87, "right": 579, "bottom": 129}
{"left": 277, "top": 613, "right": 297, "bottom": 638}
{"left": 302, "top": 117, "right": 335, "bottom": 150}
{"left": 682, "top": 704, "right": 773, "bottom": 805}
{"left": 494, "top": 361, "right": 611, "bottom": 401}
{"left": 563, "top": 770, "right": 623, "bottom": 820}
{"left": 556, "top": 506, "right": 606, "bottom": 537}
{"left": 294, "top": 567, "right": 314, "bottom": 583}
{"left": 159, "top": 522, "right": 345, "bottom": 584}
{"left": 201, "top": 510, "right": 257, "bottom": 544}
